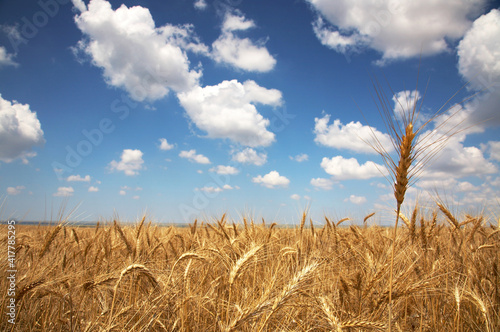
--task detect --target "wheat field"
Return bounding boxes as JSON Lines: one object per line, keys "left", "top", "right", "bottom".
{"left": 1, "top": 207, "right": 499, "bottom": 331}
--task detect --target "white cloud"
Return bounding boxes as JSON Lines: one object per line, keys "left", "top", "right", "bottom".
{"left": 312, "top": 17, "right": 368, "bottom": 55}
{"left": 88, "top": 186, "right": 99, "bottom": 192}
{"left": 457, "top": 9, "right": 500, "bottom": 126}
{"left": 210, "top": 165, "right": 239, "bottom": 175}
{"left": 491, "top": 177, "right": 500, "bottom": 187}
{"left": 158, "top": 138, "right": 174, "bottom": 151}
{"left": 291, "top": 194, "right": 301, "bottom": 200}
{"left": 308, "top": 0, "right": 485, "bottom": 63}
{"left": 458, "top": 9, "right": 500, "bottom": 90}
{"left": 54, "top": 187, "right": 74, "bottom": 197}
{"left": 456, "top": 181, "right": 480, "bottom": 192}
{"left": 421, "top": 136, "right": 497, "bottom": 179}
{"left": 178, "top": 80, "right": 281, "bottom": 147}
{"left": 345, "top": 194, "right": 367, "bottom": 205}
{"left": 252, "top": 170, "right": 290, "bottom": 189}
{"left": 109, "top": 149, "right": 144, "bottom": 176}
{"left": 7, "top": 186, "right": 25, "bottom": 195}
{"left": 417, "top": 178, "right": 459, "bottom": 191}
{"left": 132, "top": 195, "right": 140, "bottom": 200}
{"left": 179, "top": 149, "right": 211, "bottom": 164}
{"left": 231, "top": 148, "right": 267, "bottom": 166}
{"left": 460, "top": 186, "right": 500, "bottom": 209}
{"left": 195, "top": 184, "right": 236, "bottom": 193}
{"left": 488, "top": 141, "right": 500, "bottom": 161}
{"left": 72, "top": 0, "right": 87, "bottom": 12}
{"left": 67, "top": 174, "right": 91, "bottom": 182}
{"left": 392, "top": 90, "right": 421, "bottom": 121}
{"left": 193, "top": 0, "right": 207, "bottom": 10}
{"left": 119, "top": 190, "right": 126, "bottom": 195}
{"left": 212, "top": 12, "right": 276, "bottom": 72}
{"left": 197, "top": 186, "right": 223, "bottom": 193}
{"left": 321, "top": 156, "right": 386, "bottom": 180}
{"left": 314, "top": 114, "right": 392, "bottom": 154}
{"left": 72, "top": 0, "right": 204, "bottom": 101}
{"left": 0, "top": 46, "right": 18, "bottom": 67}
{"left": 0, "top": 94, "right": 44, "bottom": 163}
{"left": 304, "top": 195, "right": 311, "bottom": 201}
{"left": 222, "top": 11, "right": 255, "bottom": 32}
{"left": 310, "top": 177, "right": 334, "bottom": 190}
{"left": 290, "top": 153, "right": 309, "bottom": 162}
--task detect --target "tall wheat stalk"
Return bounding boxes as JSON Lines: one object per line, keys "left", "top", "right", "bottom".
{"left": 366, "top": 66, "right": 471, "bottom": 331}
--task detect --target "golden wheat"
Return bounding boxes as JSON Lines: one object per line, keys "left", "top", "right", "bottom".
{"left": 3, "top": 208, "right": 499, "bottom": 331}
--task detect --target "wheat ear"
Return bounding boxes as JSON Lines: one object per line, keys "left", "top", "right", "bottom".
{"left": 39, "top": 224, "right": 63, "bottom": 258}
{"left": 108, "top": 264, "right": 158, "bottom": 324}
{"left": 257, "top": 262, "right": 319, "bottom": 331}
{"left": 386, "top": 121, "right": 415, "bottom": 329}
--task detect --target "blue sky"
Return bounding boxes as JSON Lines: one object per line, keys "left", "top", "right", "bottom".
{"left": 1, "top": 0, "right": 499, "bottom": 224}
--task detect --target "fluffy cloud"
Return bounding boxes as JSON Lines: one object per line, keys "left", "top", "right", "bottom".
{"left": 197, "top": 186, "right": 222, "bottom": 193}
{"left": 314, "top": 114, "right": 392, "bottom": 154}
{"left": 290, "top": 153, "right": 309, "bottom": 162}
{"left": 231, "top": 148, "right": 267, "bottom": 166}
{"left": 252, "top": 170, "right": 290, "bottom": 189}
{"left": 457, "top": 9, "right": 500, "bottom": 126}
{"left": 458, "top": 9, "right": 500, "bottom": 90}
{"left": 308, "top": 0, "right": 486, "bottom": 63}
{"left": 209, "top": 165, "right": 239, "bottom": 175}
{"left": 223, "top": 12, "right": 256, "bottom": 32}
{"left": 109, "top": 149, "right": 144, "bottom": 176}
{"left": 416, "top": 178, "right": 457, "bottom": 191}
{"left": 179, "top": 149, "right": 211, "bottom": 164}
{"left": 67, "top": 174, "right": 91, "bottom": 182}
{"left": 7, "top": 186, "right": 25, "bottom": 195}
{"left": 488, "top": 141, "right": 500, "bottom": 161}
{"left": 0, "top": 46, "right": 17, "bottom": 67}
{"left": 310, "top": 177, "right": 334, "bottom": 190}
{"left": 54, "top": 187, "right": 74, "bottom": 197}
{"left": 178, "top": 80, "right": 281, "bottom": 147}
{"left": 72, "top": 0, "right": 203, "bottom": 101}
{"left": 312, "top": 17, "right": 367, "bottom": 55}
{"left": 193, "top": 0, "right": 207, "bottom": 10}
{"left": 321, "top": 156, "right": 386, "bottom": 180}
{"left": 420, "top": 136, "right": 497, "bottom": 179}
{"left": 196, "top": 184, "right": 236, "bottom": 193}
{"left": 158, "top": 138, "right": 174, "bottom": 151}
{"left": 290, "top": 194, "right": 301, "bottom": 200}
{"left": 490, "top": 177, "right": 500, "bottom": 187}
{"left": 0, "top": 94, "right": 45, "bottom": 163}
{"left": 88, "top": 186, "right": 99, "bottom": 192}
{"left": 212, "top": 11, "right": 276, "bottom": 72}
{"left": 345, "top": 195, "right": 367, "bottom": 205}
{"left": 392, "top": 90, "right": 421, "bottom": 122}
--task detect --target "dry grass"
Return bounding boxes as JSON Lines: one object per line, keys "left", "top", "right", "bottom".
{"left": 1, "top": 208, "right": 499, "bottom": 331}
